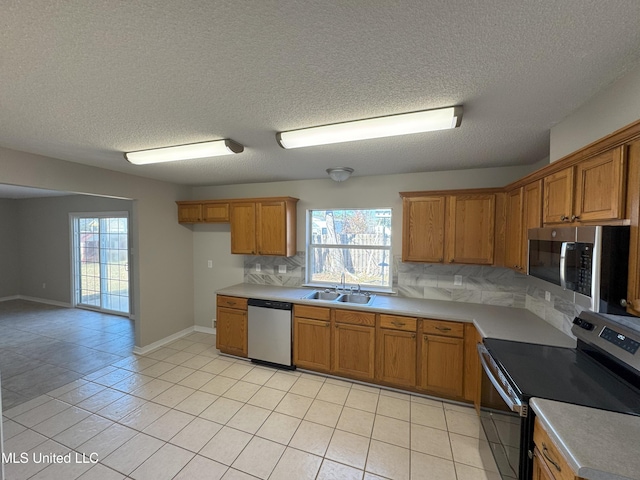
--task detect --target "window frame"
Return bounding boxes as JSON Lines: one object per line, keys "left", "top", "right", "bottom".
{"left": 305, "top": 207, "right": 393, "bottom": 291}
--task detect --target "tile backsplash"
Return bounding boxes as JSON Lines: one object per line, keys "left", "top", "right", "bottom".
{"left": 243, "top": 253, "right": 578, "bottom": 335}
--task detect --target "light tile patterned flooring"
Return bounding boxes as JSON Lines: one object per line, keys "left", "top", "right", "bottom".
{"left": 1, "top": 304, "right": 500, "bottom": 480}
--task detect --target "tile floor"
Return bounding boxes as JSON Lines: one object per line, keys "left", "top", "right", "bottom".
{"left": 1, "top": 302, "right": 500, "bottom": 479}
{"left": 0, "top": 300, "right": 135, "bottom": 410}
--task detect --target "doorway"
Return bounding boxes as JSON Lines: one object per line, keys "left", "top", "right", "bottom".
{"left": 71, "top": 213, "right": 130, "bottom": 315}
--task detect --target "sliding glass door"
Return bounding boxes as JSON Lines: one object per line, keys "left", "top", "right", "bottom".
{"left": 72, "top": 214, "right": 130, "bottom": 315}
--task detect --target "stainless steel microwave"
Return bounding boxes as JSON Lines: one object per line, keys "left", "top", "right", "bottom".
{"left": 527, "top": 226, "right": 630, "bottom": 315}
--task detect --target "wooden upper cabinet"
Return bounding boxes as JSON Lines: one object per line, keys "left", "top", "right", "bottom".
{"left": 543, "top": 167, "right": 575, "bottom": 224}
{"left": 522, "top": 180, "right": 543, "bottom": 256}
{"left": 229, "top": 197, "right": 298, "bottom": 256}
{"left": 177, "top": 203, "right": 202, "bottom": 223}
{"left": 574, "top": 146, "right": 626, "bottom": 222}
{"left": 257, "top": 200, "right": 292, "bottom": 256}
{"left": 504, "top": 188, "right": 523, "bottom": 272}
{"left": 230, "top": 202, "right": 257, "bottom": 255}
{"left": 447, "top": 194, "right": 496, "bottom": 265}
{"left": 543, "top": 145, "right": 626, "bottom": 225}
{"left": 401, "top": 196, "right": 446, "bottom": 262}
{"left": 202, "top": 202, "right": 230, "bottom": 222}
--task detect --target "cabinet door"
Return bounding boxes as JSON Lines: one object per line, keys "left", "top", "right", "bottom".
{"left": 203, "top": 202, "right": 230, "bottom": 222}
{"left": 257, "top": 201, "right": 287, "bottom": 255}
{"left": 333, "top": 323, "right": 375, "bottom": 381}
{"left": 504, "top": 188, "right": 523, "bottom": 272}
{"left": 419, "top": 334, "right": 464, "bottom": 398}
{"left": 522, "top": 180, "right": 543, "bottom": 271}
{"left": 230, "top": 202, "right": 257, "bottom": 254}
{"left": 543, "top": 168, "right": 574, "bottom": 224}
{"left": 293, "top": 317, "right": 331, "bottom": 372}
{"left": 532, "top": 448, "right": 556, "bottom": 480}
{"left": 574, "top": 146, "right": 626, "bottom": 222}
{"left": 376, "top": 328, "right": 416, "bottom": 387}
{"left": 216, "top": 306, "right": 248, "bottom": 357}
{"left": 447, "top": 195, "right": 495, "bottom": 265}
{"left": 177, "top": 203, "right": 202, "bottom": 223}
{"left": 402, "top": 196, "right": 446, "bottom": 262}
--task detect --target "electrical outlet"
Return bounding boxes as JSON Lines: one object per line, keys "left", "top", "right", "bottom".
{"left": 454, "top": 275, "right": 463, "bottom": 286}
{"left": 545, "top": 291, "right": 551, "bottom": 302}
{"left": 42, "top": 283, "right": 46, "bottom": 289}
{"left": 255, "top": 263, "right": 261, "bottom": 272}
{"left": 278, "top": 265, "right": 287, "bottom": 274}
{"left": 207, "top": 260, "right": 213, "bottom": 268}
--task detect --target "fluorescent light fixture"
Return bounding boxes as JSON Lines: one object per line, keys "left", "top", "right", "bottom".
{"left": 125, "top": 139, "right": 244, "bottom": 165}
{"left": 276, "top": 106, "right": 462, "bottom": 149}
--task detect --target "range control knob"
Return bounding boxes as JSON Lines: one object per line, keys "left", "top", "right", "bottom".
{"left": 573, "top": 317, "right": 594, "bottom": 330}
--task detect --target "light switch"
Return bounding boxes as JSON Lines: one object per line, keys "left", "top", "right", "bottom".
{"left": 256, "top": 264, "right": 261, "bottom": 272}
{"left": 278, "top": 265, "right": 287, "bottom": 274}
{"left": 545, "top": 291, "right": 551, "bottom": 302}
{"left": 454, "top": 275, "right": 463, "bottom": 286}
{"left": 207, "top": 260, "right": 213, "bottom": 268}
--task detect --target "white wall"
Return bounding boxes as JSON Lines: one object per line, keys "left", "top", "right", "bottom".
{"left": 16, "top": 195, "right": 133, "bottom": 304}
{"left": 550, "top": 62, "right": 640, "bottom": 161}
{"left": 0, "top": 199, "right": 19, "bottom": 299}
{"left": 190, "top": 164, "right": 539, "bottom": 327}
{"left": 0, "top": 146, "right": 194, "bottom": 348}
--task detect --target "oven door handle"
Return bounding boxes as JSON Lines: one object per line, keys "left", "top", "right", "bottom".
{"left": 477, "top": 343, "right": 527, "bottom": 417}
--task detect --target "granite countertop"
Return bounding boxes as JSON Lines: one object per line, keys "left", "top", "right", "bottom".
{"left": 216, "top": 283, "right": 576, "bottom": 347}
{"left": 531, "top": 398, "right": 640, "bottom": 480}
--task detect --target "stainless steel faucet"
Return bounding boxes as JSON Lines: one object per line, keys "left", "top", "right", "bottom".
{"left": 341, "top": 272, "right": 346, "bottom": 291}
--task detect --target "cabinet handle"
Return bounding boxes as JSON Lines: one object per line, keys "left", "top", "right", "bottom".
{"left": 391, "top": 321, "right": 406, "bottom": 327}
{"left": 621, "top": 299, "right": 633, "bottom": 308}
{"left": 571, "top": 215, "right": 580, "bottom": 221}
{"left": 541, "top": 443, "right": 561, "bottom": 472}
{"left": 324, "top": 322, "right": 329, "bottom": 327}
{"left": 435, "top": 326, "right": 451, "bottom": 332}
{"left": 439, "top": 258, "right": 444, "bottom": 262}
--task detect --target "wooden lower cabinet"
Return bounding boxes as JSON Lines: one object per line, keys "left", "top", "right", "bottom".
{"left": 533, "top": 448, "right": 556, "bottom": 480}
{"left": 419, "top": 326, "right": 464, "bottom": 398}
{"left": 533, "top": 418, "right": 577, "bottom": 480}
{"left": 293, "top": 305, "right": 331, "bottom": 373}
{"left": 333, "top": 322, "right": 375, "bottom": 381}
{"left": 216, "top": 305, "right": 248, "bottom": 357}
{"left": 376, "top": 328, "right": 417, "bottom": 387}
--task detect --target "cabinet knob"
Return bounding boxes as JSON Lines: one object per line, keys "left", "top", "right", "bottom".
{"left": 621, "top": 299, "right": 633, "bottom": 308}
{"left": 439, "top": 258, "right": 444, "bottom": 262}
{"left": 571, "top": 215, "right": 580, "bottom": 221}
{"left": 423, "top": 335, "right": 428, "bottom": 341}
{"left": 411, "top": 334, "right": 416, "bottom": 339}
{"left": 449, "top": 259, "right": 455, "bottom": 263}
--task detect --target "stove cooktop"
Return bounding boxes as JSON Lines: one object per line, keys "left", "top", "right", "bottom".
{"left": 484, "top": 338, "right": 640, "bottom": 416}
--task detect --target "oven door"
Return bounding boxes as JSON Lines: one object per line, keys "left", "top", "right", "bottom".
{"left": 478, "top": 343, "right": 528, "bottom": 479}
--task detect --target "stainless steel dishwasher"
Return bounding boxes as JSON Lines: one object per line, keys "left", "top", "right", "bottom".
{"left": 247, "top": 299, "right": 294, "bottom": 369}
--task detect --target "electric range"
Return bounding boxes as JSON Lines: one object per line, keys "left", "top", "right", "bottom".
{"left": 478, "top": 311, "right": 640, "bottom": 479}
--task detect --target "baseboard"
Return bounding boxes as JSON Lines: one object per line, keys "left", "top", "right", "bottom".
{"left": 133, "top": 326, "right": 196, "bottom": 355}
{"left": 17, "top": 295, "right": 72, "bottom": 308}
{"left": 194, "top": 325, "right": 216, "bottom": 335}
{"left": 0, "top": 295, "right": 20, "bottom": 302}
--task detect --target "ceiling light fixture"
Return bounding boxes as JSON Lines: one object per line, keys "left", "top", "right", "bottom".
{"left": 327, "top": 167, "right": 354, "bottom": 182}
{"left": 276, "top": 106, "right": 462, "bottom": 149}
{"left": 125, "top": 139, "right": 244, "bottom": 165}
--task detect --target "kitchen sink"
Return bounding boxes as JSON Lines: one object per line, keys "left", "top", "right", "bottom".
{"left": 336, "top": 294, "right": 375, "bottom": 305}
{"left": 302, "top": 290, "right": 375, "bottom": 305}
{"left": 303, "top": 290, "right": 342, "bottom": 301}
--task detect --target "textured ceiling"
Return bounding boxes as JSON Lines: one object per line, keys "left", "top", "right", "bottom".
{"left": 1, "top": 1, "right": 640, "bottom": 186}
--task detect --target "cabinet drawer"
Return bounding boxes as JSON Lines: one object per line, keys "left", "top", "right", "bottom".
{"left": 533, "top": 418, "right": 575, "bottom": 480}
{"left": 379, "top": 314, "right": 417, "bottom": 332}
{"left": 294, "top": 304, "right": 331, "bottom": 321}
{"left": 217, "top": 295, "right": 248, "bottom": 310}
{"left": 335, "top": 309, "right": 376, "bottom": 326}
{"left": 421, "top": 319, "right": 464, "bottom": 338}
